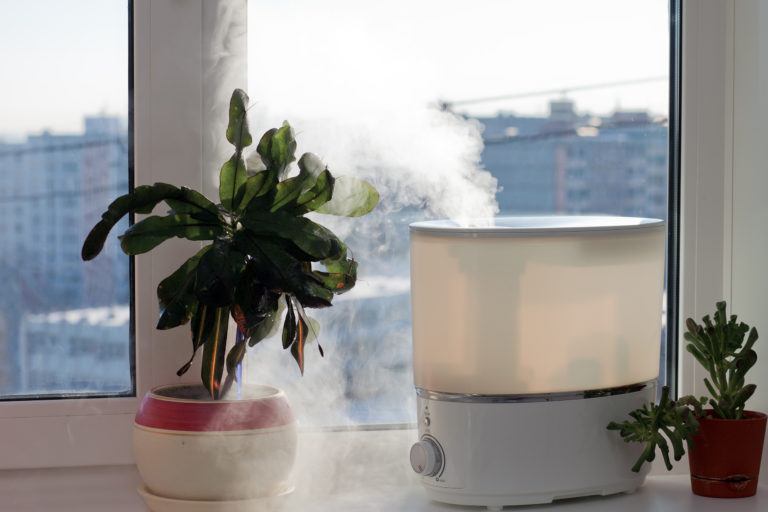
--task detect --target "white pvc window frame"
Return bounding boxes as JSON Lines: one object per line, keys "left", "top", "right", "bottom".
{"left": 0, "top": 0, "right": 737, "bottom": 470}
{"left": 678, "top": 0, "right": 736, "bottom": 399}
{"left": 0, "top": 0, "right": 246, "bottom": 469}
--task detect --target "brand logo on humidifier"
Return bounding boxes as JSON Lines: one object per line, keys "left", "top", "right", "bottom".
{"left": 408, "top": 216, "right": 666, "bottom": 507}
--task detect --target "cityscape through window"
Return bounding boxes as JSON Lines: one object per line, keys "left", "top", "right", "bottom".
{"left": 0, "top": 0, "right": 130, "bottom": 398}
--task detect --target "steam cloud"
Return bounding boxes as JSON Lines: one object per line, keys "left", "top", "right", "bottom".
{"left": 197, "top": 1, "right": 499, "bottom": 502}
{"left": 236, "top": 0, "right": 498, "bottom": 429}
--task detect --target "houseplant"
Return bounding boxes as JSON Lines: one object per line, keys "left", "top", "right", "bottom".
{"left": 608, "top": 301, "right": 766, "bottom": 498}
{"left": 82, "top": 89, "right": 379, "bottom": 504}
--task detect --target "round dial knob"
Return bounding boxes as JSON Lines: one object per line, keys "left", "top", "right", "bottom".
{"left": 410, "top": 438, "right": 443, "bottom": 476}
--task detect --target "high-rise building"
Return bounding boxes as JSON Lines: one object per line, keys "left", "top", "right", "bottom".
{"left": 476, "top": 100, "right": 668, "bottom": 219}
{"left": 0, "top": 117, "right": 129, "bottom": 394}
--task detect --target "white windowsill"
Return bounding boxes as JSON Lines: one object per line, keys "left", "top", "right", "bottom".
{"left": 1, "top": 429, "right": 766, "bottom": 512}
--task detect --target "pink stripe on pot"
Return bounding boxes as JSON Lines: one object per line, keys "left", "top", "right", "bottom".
{"left": 135, "top": 385, "right": 295, "bottom": 432}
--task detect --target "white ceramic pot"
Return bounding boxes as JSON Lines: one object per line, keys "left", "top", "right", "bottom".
{"left": 133, "top": 384, "right": 297, "bottom": 501}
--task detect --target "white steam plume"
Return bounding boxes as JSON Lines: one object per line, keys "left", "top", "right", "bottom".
{"left": 239, "top": 0, "right": 498, "bottom": 428}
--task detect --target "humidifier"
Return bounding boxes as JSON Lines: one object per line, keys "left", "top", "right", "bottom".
{"left": 408, "top": 216, "right": 665, "bottom": 509}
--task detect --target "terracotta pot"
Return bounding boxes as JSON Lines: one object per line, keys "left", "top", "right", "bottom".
{"left": 133, "top": 384, "right": 297, "bottom": 501}
{"left": 688, "top": 410, "right": 767, "bottom": 498}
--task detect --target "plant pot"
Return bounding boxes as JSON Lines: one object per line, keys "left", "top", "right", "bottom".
{"left": 688, "top": 410, "right": 767, "bottom": 498}
{"left": 133, "top": 384, "right": 297, "bottom": 502}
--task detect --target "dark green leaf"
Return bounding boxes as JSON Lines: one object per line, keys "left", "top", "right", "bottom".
{"left": 270, "top": 152, "right": 329, "bottom": 212}
{"left": 236, "top": 234, "right": 334, "bottom": 308}
{"left": 226, "top": 89, "right": 252, "bottom": 149}
{"left": 282, "top": 295, "right": 296, "bottom": 349}
{"left": 231, "top": 266, "right": 280, "bottom": 334}
{"left": 201, "top": 307, "right": 230, "bottom": 399}
{"left": 226, "top": 339, "right": 248, "bottom": 374}
{"left": 295, "top": 169, "right": 334, "bottom": 214}
{"left": 194, "top": 240, "right": 245, "bottom": 307}
{"left": 82, "top": 183, "right": 213, "bottom": 260}
{"left": 240, "top": 210, "right": 344, "bottom": 261}
{"left": 291, "top": 309, "right": 308, "bottom": 375}
{"left": 238, "top": 171, "right": 275, "bottom": 212}
{"left": 118, "top": 214, "right": 223, "bottom": 255}
{"left": 219, "top": 154, "right": 248, "bottom": 211}
{"left": 314, "top": 268, "right": 356, "bottom": 294}
{"left": 248, "top": 299, "right": 284, "bottom": 347}
{"left": 164, "top": 188, "right": 220, "bottom": 222}
{"left": 316, "top": 176, "right": 379, "bottom": 217}
{"left": 156, "top": 245, "right": 212, "bottom": 329}
{"left": 177, "top": 303, "right": 215, "bottom": 376}
{"left": 256, "top": 122, "right": 296, "bottom": 178}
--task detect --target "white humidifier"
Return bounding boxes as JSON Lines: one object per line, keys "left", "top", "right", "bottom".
{"left": 408, "top": 216, "right": 665, "bottom": 509}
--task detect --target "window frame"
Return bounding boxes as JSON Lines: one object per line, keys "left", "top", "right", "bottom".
{"left": 0, "top": 0, "right": 734, "bottom": 470}
{"left": 677, "top": 0, "right": 736, "bottom": 399}
{"left": 0, "top": 0, "right": 247, "bottom": 469}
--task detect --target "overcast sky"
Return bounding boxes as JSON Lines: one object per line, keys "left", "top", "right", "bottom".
{"left": 0, "top": 0, "right": 668, "bottom": 138}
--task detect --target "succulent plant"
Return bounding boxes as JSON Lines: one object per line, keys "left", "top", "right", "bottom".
{"left": 683, "top": 301, "right": 758, "bottom": 420}
{"left": 608, "top": 387, "right": 706, "bottom": 472}
{"left": 82, "top": 89, "right": 379, "bottom": 399}
{"left": 608, "top": 301, "right": 759, "bottom": 471}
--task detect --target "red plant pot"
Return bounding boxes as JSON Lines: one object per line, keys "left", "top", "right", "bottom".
{"left": 688, "top": 410, "right": 767, "bottom": 498}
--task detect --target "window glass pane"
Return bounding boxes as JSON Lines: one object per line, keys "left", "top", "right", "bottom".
{"left": 247, "top": 0, "right": 669, "bottom": 425}
{"left": 0, "top": 0, "right": 131, "bottom": 398}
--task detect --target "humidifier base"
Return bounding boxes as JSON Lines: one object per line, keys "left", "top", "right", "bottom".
{"left": 411, "top": 381, "right": 656, "bottom": 508}
{"left": 423, "top": 481, "right": 641, "bottom": 509}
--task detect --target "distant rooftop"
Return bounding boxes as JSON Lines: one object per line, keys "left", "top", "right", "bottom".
{"left": 27, "top": 305, "right": 129, "bottom": 327}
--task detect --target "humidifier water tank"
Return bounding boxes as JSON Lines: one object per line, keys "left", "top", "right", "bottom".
{"left": 409, "top": 216, "right": 665, "bottom": 508}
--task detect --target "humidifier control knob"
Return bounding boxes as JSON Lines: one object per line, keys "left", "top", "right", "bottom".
{"left": 410, "top": 437, "right": 443, "bottom": 477}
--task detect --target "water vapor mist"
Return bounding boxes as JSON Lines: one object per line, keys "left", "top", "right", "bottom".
{"left": 200, "top": 0, "right": 499, "bottom": 503}
{"left": 237, "top": 0, "right": 499, "bottom": 427}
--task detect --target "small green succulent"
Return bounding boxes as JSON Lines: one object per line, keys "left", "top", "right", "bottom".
{"left": 608, "top": 301, "right": 758, "bottom": 471}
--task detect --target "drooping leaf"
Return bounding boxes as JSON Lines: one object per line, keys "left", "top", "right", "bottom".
{"left": 248, "top": 299, "right": 284, "bottom": 347}
{"left": 226, "top": 337, "right": 248, "bottom": 374}
{"left": 156, "top": 245, "right": 212, "bottom": 329}
{"left": 82, "top": 183, "right": 217, "bottom": 260}
{"left": 256, "top": 122, "right": 296, "bottom": 178}
{"left": 230, "top": 265, "right": 280, "bottom": 334}
{"left": 194, "top": 240, "right": 245, "bottom": 307}
{"left": 316, "top": 176, "right": 379, "bottom": 217}
{"left": 219, "top": 154, "right": 248, "bottom": 211}
{"left": 292, "top": 299, "right": 321, "bottom": 350}
{"left": 118, "top": 214, "right": 223, "bottom": 255}
{"left": 177, "top": 303, "right": 215, "bottom": 376}
{"left": 237, "top": 235, "right": 334, "bottom": 308}
{"left": 290, "top": 307, "right": 308, "bottom": 375}
{"left": 240, "top": 210, "right": 344, "bottom": 261}
{"left": 282, "top": 295, "right": 297, "bottom": 349}
{"left": 226, "top": 89, "right": 252, "bottom": 150}
{"left": 164, "top": 189, "right": 221, "bottom": 222}
{"left": 200, "top": 307, "right": 230, "bottom": 399}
